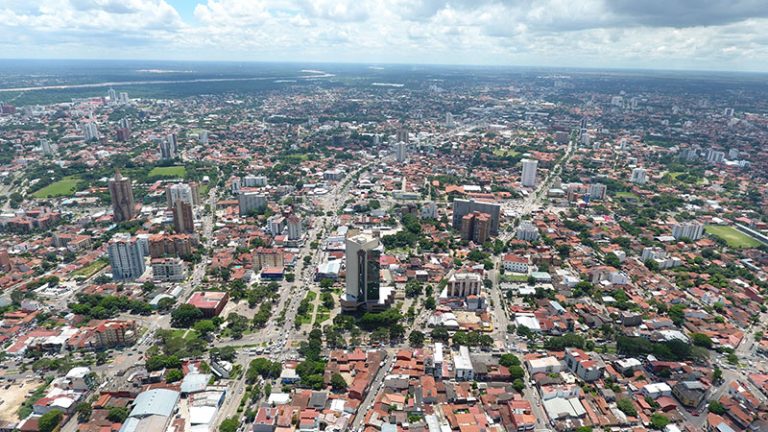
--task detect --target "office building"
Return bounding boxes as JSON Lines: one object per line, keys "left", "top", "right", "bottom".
{"left": 672, "top": 222, "right": 704, "bottom": 241}
{"left": 460, "top": 211, "right": 492, "bottom": 243}
{"left": 521, "top": 159, "right": 538, "bottom": 187}
{"left": 341, "top": 234, "right": 390, "bottom": 312}
{"left": 159, "top": 134, "right": 177, "bottom": 160}
{"left": 516, "top": 221, "right": 540, "bottom": 241}
{"left": 452, "top": 199, "right": 501, "bottom": 235}
{"left": 109, "top": 170, "right": 136, "bottom": 222}
{"left": 172, "top": 200, "right": 194, "bottom": 234}
{"left": 187, "top": 292, "right": 229, "bottom": 317}
{"left": 108, "top": 234, "right": 146, "bottom": 281}
{"left": 630, "top": 168, "right": 647, "bottom": 184}
{"left": 238, "top": 192, "right": 267, "bottom": 215}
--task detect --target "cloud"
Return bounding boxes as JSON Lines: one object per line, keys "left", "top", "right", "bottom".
{"left": 0, "top": 0, "right": 766, "bottom": 71}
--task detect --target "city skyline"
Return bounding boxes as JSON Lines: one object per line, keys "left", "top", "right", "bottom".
{"left": 1, "top": 0, "right": 768, "bottom": 72}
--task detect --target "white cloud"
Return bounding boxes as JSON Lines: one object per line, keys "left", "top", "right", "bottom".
{"left": 0, "top": 0, "right": 766, "bottom": 71}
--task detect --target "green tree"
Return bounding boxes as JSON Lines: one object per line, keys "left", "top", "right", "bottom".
{"left": 219, "top": 417, "right": 239, "bottom": 432}
{"left": 691, "top": 333, "right": 713, "bottom": 349}
{"left": 330, "top": 373, "right": 347, "bottom": 391}
{"left": 75, "top": 402, "right": 92, "bottom": 422}
{"left": 649, "top": 413, "right": 669, "bottom": 430}
{"left": 409, "top": 330, "right": 425, "bottom": 347}
{"left": 38, "top": 410, "right": 63, "bottom": 432}
{"left": 193, "top": 319, "right": 217, "bottom": 337}
{"left": 499, "top": 354, "right": 521, "bottom": 368}
{"left": 171, "top": 303, "right": 204, "bottom": 328}
{"left": 107, "top": 406, "right": 130, "bottom": 423}
{"left": 616, "top": 398, "right": 637, "bottom": 417}
{"left": 708, "top": 400, "right": 726, "bottom": 415}
{"left": 165, "top": 368, "right": 184, "bottom": 383}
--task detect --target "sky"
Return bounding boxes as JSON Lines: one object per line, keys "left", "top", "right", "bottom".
{"left": 1, "top": 0, "right": 767, "bottom": 72}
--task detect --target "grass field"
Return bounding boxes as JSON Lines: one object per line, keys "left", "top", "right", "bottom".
{"left": 705, "top": 225, "right": 762, "bottom": 248}
{"left": 615, "top": 191, "right": 639, "bottom": 200}
{"left": 493, "top": 148, "right": 520, "bottom": 157}
{"left": 32, "top": 176, "right": 81, "bottom": 198}
{"left": 148, "top": 166, "right": 186, "bottom": 178}
{"left": 71, "top": 259, "right": 108, "bottom": 278}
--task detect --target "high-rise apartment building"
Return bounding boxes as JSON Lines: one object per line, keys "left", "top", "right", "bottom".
{"left": 521, "top": 159, "right": 538, "bottom": 187}
{"left": 630, "top": 168, "right": 647, "bottom": 184}
{"left": 109, "top": 170, "right": 136, "bottom": 222}
{"left": 672, "top": 222, "right": 704, "bottom": 241}
{"left": 460, "top": 211, "right": 492, "bottom": 243}
{"left": 108, "top": 234, "right": 146, "bottom": 281}
{"left": 172, "top": 200, "right": 194, "bottom": 234}
{"left": 452, "top": 199, "right": 501, "bottom": 236}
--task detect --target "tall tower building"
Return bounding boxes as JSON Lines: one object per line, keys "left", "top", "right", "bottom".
{"left": 40, "top": 139, "right": 53, "bottom": 156}
{"left": 342, "top": 234, "right": 382, "bottom": 311}
{"left": 521, "top": 159, "right": 538, "bottom": 187}
{"left": 394, "top": 141, "right": 407, "bottom": 163}
{"left": 160, "top": 134, "right": 178, "bottom": 160}
{"left": 108, "top": 234, "right": 146, "bottom": 281}
{"left": 172, "top": 200, "right": 195, "bottom": 234}
{"left": 107, "top": 88, "right": 117, "bottom": 104}
{"left": 109, "top": 170, "right": 136, "bottom": 222}
{"left": 166, "top": 183, "right": 194, "bottom": 207}
{"left": 82, "top": 121, "right": 100, "bottom": 141}
{"left": 630, "top": 168, "right": 647, "bottom": 184}
{"left": 287, "top": 214, "right": 303, "bottom": 241}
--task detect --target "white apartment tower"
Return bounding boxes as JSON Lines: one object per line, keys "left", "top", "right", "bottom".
{"left": 521, "top": 159, "right": 538, "bottom": 187}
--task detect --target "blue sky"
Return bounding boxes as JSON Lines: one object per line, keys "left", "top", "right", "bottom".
{"left": 0, "top": 0, "right": 767, "bottom": 71}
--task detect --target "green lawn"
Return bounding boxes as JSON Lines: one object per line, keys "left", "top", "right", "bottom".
{"left": 615, "top": 191, "right": 639, "bottom": 200}
{"left": 32, "top": 176, "right": 81, "bottom": 198}
{"left": 149, "top": 166, "right": 186, "bottom": 178}
{"left": 502, "top": 274, "right": 529, "bottom": 283}
{"left": 71, "top": 259, "right": 108, "bottom": 278}
{"left": 705, "top": 225, "right": 762, "bottom": 248}
{"left": 493, "top": 148, "right": 520, "bottom": 157}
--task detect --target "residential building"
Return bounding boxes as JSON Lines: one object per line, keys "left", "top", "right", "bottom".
{"left": 166, "top": 183, "right": 195, "bottom": 207}
{"left": 172, "top": 200, "right": 194, "bottom": 234}
{"left": 673, "top": 381, "right": 707, "bottom": 407}
{"left": 109, "top": 170, "right": 136, "bottom": 222}
{"left": 564, "top": 348, "right": 604, "bottom": 382}
{"left": 630, "top": 167, "right": 647, "bottom": 184}
{"left": 239, "top": 191, "right": 267, "bottom": 215}
{"left": 287, "top": 214, "right": 303, "bottom": 240}
{"left": 521, "top": 158, "right": 538, "bottom": 187}
{"left": 254, "top": 247, "right": 284, "bottom": 271}
{"left": 502, "top": 254, "right": 529, "bottom": 274}
{"left": 516, "top": 221, "right": 540, "bottom": 241}
{"left": 460, "top": 211, "right": 492, "bottom": 243}
{"left": 672, "top": 222, "right": 704, "bottom": 241}
{"left": 151, "top": 258, "right": 187, "bottom": 282}
{"left": 452, "top": 199, "right": 501, "bottom": 235}
{"left": 454, "top": 346, "right": 474, "bottom": 381}
{"left": 149, "top": 234, "right": 195, "bottom": 258}
{"left": 588, "top": 183, "right": 607, "bottom": 200}
{"left": 107, "top": 234, "right": 145, "bottom": 281}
